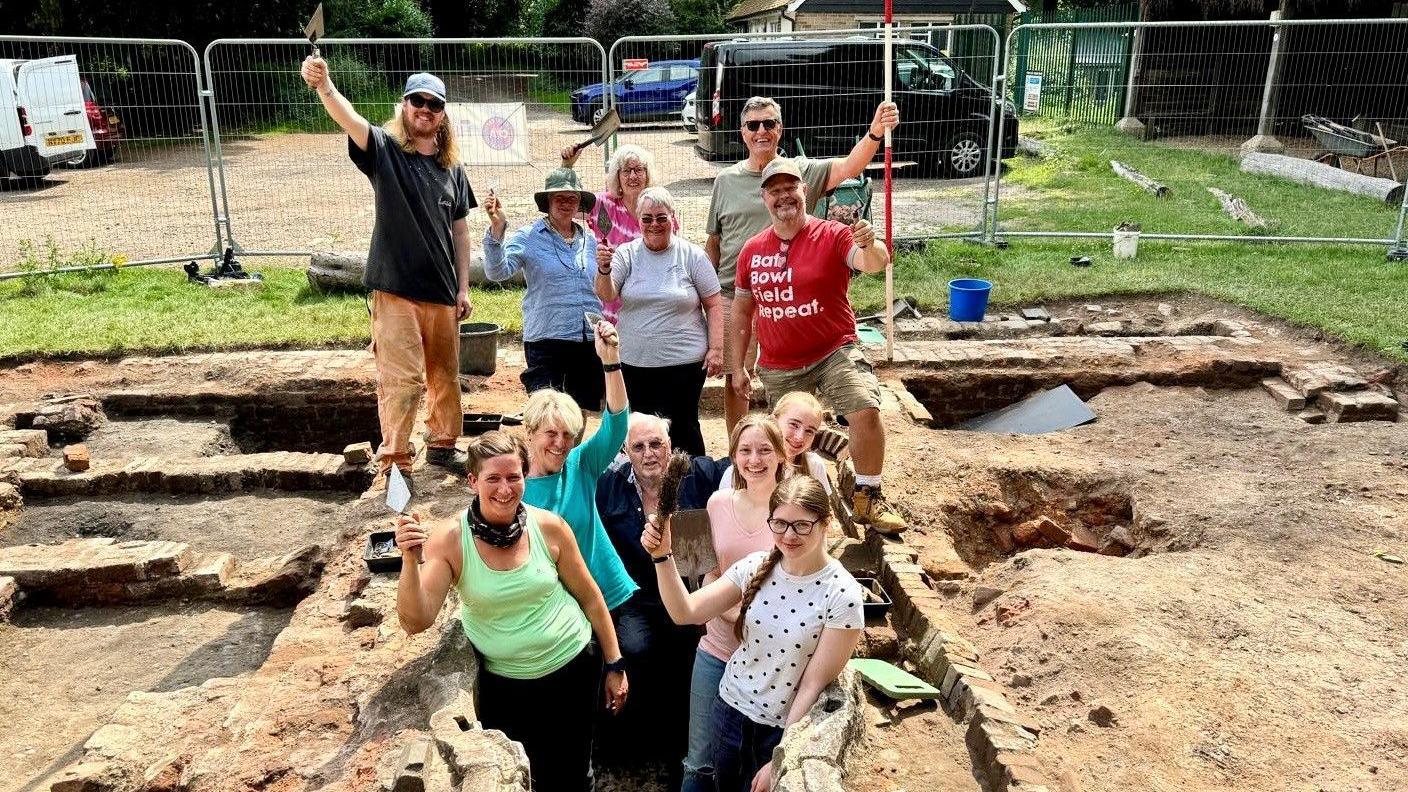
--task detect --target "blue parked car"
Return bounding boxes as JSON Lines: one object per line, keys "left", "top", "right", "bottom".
{"left": 571, "top": 59, "right": 700, "bottom": 125}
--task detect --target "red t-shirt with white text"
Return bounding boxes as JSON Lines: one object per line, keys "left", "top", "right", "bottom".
{"left": 736, "top": 216, "right": 856, "bottom": 370}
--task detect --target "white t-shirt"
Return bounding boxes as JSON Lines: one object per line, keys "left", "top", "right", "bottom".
{"left": 717, "top": 552, "right": 864, "bottom": 728}
{"left": 611, "top": 236, "right": 721, "bottom": 368}
{"left": 718, "top": 452, "right": 832, "bottom": 495}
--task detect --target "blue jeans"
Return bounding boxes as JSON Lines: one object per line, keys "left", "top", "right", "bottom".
{"left": 681, "top": 648, "right": 727, "bottom": 792}
{"left": 710, "top": 697, "right": 784, "bottom": 792}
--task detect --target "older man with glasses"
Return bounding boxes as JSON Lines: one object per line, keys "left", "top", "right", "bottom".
{"left": 595, "top": 186, "right": 723, "bottom": 457}
{"left": 595, "top": 413, "right": 728, "bottom": 779}
{"left": 706, "top": 95, "right": 899, "bottom": 437}
{"left": 301, "top": 58, "right": 476, "bottom": 480}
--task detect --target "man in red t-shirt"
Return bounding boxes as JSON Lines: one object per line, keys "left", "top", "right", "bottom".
{"left": 727, "top": 159, "right": 905, "bottom": 535}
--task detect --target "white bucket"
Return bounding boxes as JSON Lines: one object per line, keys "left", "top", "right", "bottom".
{"left": 1112, "top": 227, "right": 1140, "bottom": 259}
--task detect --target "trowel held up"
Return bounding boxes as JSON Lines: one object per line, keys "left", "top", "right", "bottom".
{"left": 304, "top": 3, "right": 325, "bottom": 58}
{"left": 386, "top": 465, "right": 422, "bottom": 563}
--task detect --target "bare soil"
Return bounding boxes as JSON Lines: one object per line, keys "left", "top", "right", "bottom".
{"left": 887, "top": 378, "right": 1408, "bottom": 789}
{"left": 0, "top": 604, "right": 293, "bottom": 788}
{"left": 1, "top": 294, "right": 1405, "bottom": 791}
{"left": 3, "top": 492, "right": 348, "bottom": 558}
{"left": 70, "top": 416, "right": 238, "bottom": 459}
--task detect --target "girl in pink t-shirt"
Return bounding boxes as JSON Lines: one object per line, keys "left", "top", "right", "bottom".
{"left": 679, "top": 413, "right": 786, "bottom": 792}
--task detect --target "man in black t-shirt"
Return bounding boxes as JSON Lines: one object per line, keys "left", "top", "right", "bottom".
{"left": 302, "top": 58, "right": 475, "bottom": 477}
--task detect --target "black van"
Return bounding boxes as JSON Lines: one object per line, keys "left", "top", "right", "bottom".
{"left": 694, "top": 37, "right": 1018, "bottom": 178}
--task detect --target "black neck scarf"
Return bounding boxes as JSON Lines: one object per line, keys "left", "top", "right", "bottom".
{"left": 468, "top": 498, "right": 527, "bottom": 548}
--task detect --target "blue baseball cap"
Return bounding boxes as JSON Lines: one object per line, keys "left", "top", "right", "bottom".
{"left": 402, "top": 72, "right": 447, "bottom": 103}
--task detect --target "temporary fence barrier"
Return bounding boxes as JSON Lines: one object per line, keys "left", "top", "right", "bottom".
{"left": 201, "top": 37, "right": 608, "bottom": 257}
{"left": 606, "top": 25, "right": 1006, "bottom": 244}
{"left": 0, "top": 36, "right": 221, "bottom": 274}
{"left": 991, "top": 17, "right": 1408, "bottom": 254}
{"left": 5, "top": 22, "right": 1408, "bottom": 277}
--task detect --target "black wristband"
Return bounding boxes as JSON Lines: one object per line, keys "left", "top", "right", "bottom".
{"left": 605, "top": 656, "right": 628, "bottom": 673}
{"left": 867, "top": 130, "right": 884, "bottom": 142}
{"left": 603, "top": 362, "right": 622, "bottom": 372}
{"left": 597, "top": 267, "right": 611, "bottom": 275}
{"left": 652, "top": 552, "right": 673, "bottom": 564}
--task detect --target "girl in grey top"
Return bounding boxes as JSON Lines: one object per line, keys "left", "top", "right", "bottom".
{"left": 594, "top": 187, "right": 723, "bottom": 456}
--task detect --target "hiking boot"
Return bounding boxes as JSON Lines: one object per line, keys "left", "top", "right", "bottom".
{"left": 427, "top": 445, "right": 468, "bottom": 475}
{"left": 853, "top": 484, "right": 906, "bottom": 535}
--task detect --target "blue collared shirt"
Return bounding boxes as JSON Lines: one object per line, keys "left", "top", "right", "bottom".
{"left": 483, "top": 218, "right": 603, "bottom": 343}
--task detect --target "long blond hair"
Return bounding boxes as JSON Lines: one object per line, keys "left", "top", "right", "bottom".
{"left": 384, "top": 104, "right": 460, "bottom": 169}
{"left": 729, "top": 413, "right": 787, "bottom": 490}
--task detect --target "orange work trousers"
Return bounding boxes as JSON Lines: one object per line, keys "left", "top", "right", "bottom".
{"left": 370, "top": 290, "right": 461, "bottom": 471}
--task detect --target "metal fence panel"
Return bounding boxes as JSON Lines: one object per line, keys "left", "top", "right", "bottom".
{"left": 0, "top": 36, "right": 220, "bottom": 271}
{"left": 606, "top": 25, "right": 1005, "bottom": 244}
{"left": 202, "top": 37, "right": 608, "bottom": 256}
{"left": 992, "top": 18, "right": 1408, "bottom": 248}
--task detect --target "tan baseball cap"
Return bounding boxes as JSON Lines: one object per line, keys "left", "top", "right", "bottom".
{"left": 761, "top": 157, "right": 803, "bottom": 187}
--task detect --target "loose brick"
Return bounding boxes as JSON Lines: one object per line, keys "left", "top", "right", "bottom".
{"left": 1033, "top": 516, "right": 1070, "bottom": 545}
{"left": 63, "top": 444, "right": 91, "bottom": 472}
{"left": 0, "top": 575, "right": 18, "bottom": 621}
{"left": 1317, "top": 390, "right": 1399, "bottom": 423}
{"left": 1297, "top": 409, "right": 1326, "bottom": 424}
{"left": 975, "top": 703, "right": 1042, "bottom": 736}
{"left": 1261, "top": 377, "right": 1306, "bottom": 411}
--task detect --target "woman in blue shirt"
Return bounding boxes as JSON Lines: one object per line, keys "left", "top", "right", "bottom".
{"left": 483, "top": 168, "right": 605, "bottom": 412}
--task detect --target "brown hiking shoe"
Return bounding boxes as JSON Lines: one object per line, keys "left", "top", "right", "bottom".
{"left": 853, "top": 484, "right": 906, "bottom": 535}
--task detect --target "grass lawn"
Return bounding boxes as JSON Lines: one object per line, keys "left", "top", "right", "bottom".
{"left": 1, "top": 121, "right": 1405, "bottom": 362}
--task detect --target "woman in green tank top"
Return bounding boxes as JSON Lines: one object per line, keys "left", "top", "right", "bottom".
{"left": 394, "top": 431, "right": 628, "bottom": 792}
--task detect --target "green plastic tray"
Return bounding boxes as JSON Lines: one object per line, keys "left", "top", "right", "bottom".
{"left": 848, "top": 658, "right": 942, "bottom": 700}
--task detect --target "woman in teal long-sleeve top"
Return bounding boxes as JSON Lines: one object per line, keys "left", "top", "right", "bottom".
{"left": 521, "top": 318, "right": 639, "bottom": 613}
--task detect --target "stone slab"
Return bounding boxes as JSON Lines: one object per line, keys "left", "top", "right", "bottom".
{"left": 0, "top": 538, "right": 191, "bottom": 590}
{"left": 1317, "top": 390, "right": 1399, "bottom": 423}
{"left": 1261, "top": 377, "right": 1306, "bottom": 411}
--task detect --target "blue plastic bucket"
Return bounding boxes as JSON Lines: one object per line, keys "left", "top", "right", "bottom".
{"left": 948, "top": 278, "right": 992, "bottom": 322}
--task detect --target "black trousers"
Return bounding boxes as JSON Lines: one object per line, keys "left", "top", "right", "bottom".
{"left": 523, "top": 339, "right": 605, "bottom": 413}
{"left": 478, "top": 643, "right": 601, "bottom": 792}
{"left": 621, "top": 360, "right": 707, "bottom": 457}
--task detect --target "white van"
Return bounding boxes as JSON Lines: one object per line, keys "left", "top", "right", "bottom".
{"left": 0, "top": 56, "right": 95, "bottom": 180}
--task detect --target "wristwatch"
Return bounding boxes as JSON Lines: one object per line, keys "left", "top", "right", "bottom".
{"left": 867, "top": 130, "right": 884, "bottom": 142}
{"left": 604, "top": 656, "right": 628, "bottom": 673}
{"left": 603, "top": 362, "right": 622, "bottom": 372}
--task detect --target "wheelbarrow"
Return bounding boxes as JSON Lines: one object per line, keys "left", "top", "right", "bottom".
{"left": 1301, "top": 114, "right": 1406, "bottom": 181}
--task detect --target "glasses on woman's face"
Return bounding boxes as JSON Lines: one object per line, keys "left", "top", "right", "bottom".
{"left": 744, "top": 118, "right": 779, "bottom": 132}
{"left": 621, "top": 166, "right": 648, "bottom": 177}
{"left": 640, "top": 214, "right": 671, "bottom": 227}
{"left": 406, "top": 94, "right": 446, "bottom": 113}
{"left": 767, "top": 517, "right": 820, "bottom": 536}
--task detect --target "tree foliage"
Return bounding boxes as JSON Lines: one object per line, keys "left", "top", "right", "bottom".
{"left": 585, "top": 0, "right": 678, "bottom": 47}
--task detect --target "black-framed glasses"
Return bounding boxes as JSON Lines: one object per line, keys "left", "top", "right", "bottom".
{"left": 407, "top": 94, "right": 446, "bottom": 112}
{"left": 744, "top": 118, "right": 779, "bottom": 132}
{"left": 628, "top": 439, "right": 667, "bottom": 454}
{"left": 639, "top": 214, "right": 671, "bottom": 226}
{"left": 767, "top": 517, "right": 820, "bottom": 536}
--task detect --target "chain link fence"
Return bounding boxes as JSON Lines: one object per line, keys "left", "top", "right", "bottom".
{"left": 0, "top": 36, "right": 220, "bottom": 272}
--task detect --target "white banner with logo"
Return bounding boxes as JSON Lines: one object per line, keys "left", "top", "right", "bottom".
{"left": 447, "top": 102, "right": 530, "bottom": 165}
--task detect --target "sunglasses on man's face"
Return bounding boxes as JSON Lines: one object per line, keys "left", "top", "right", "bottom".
{"left": 744, "top": 118, "right": 779, "bottom": 132}
{"left": 639, "top": 214, "right": 671, "bottom": 227}
{"left": 406, "top": 94, "right": 445, "bottom": 113}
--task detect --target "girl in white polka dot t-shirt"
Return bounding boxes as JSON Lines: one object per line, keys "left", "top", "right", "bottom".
{"left": 644, "top": 474, "right": 864, "bottom": 792}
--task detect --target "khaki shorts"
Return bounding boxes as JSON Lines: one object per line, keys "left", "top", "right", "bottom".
{"left": 721, "top": 292, "right": 759, "bottom": 377}
{"left": 757, "top": 344, "right": 881, "bottom": 418}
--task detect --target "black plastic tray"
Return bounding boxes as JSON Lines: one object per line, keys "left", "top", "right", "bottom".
{"left": 364, "top": 529, "right": 402, "bottom": 573}
{"left": 854, "top": 577, "right": 893, "bottom": 620}
{"left": 463, "top": 412, "right": 502, "bottom": 436}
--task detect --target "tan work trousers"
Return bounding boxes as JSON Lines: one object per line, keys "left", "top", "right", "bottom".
{"left": 370, "top": 290, "right": 460, "bottom": 471}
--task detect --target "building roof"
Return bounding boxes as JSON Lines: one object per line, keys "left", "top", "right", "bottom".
{"left": 793, "top": 0, "right": 1022, "bottom": 15}
{"left": 726, "top": 0, "right": 791, "bottom": 21}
